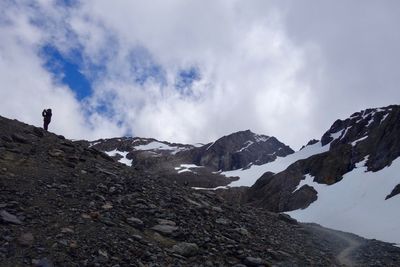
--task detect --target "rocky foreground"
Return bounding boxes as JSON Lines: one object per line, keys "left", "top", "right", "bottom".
{"left": 1, "top": 116, "right": 400, "bottom": 266}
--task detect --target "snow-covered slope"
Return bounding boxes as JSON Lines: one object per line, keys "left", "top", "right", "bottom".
{"left": 287, "top": 158, "right": 400, "bottom": 244}
{"left": 222, "top": 142, "right": 329, "bottom": 187}
{"left": 243, "top": 105, "right": 400, "bottom": 244}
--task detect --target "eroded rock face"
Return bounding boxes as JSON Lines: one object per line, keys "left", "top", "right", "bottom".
{"left": 246, "top": 105, "right": 400, "bottom": 212}
{"left": 187, "top": 130, "right": 294, "bottom": 171}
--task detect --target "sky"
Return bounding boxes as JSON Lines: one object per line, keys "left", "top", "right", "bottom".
{"left": 0, "top": 0, "right": 399, "bottom": 149}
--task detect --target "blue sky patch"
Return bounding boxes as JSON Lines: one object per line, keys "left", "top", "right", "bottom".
{"left": 128, "top": 47, "right": 166, "bottom": 86}
{"left": 175, "top": 67, "right": 201, "bottom": 94}
{"left": 40, "top": 45, "right": 92, "bottom": 100}
{"left": 56, "top": 0, "right": 79, "bottom": 8}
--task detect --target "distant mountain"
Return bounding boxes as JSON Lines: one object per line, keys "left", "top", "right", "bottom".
{"left": 86, "top": 130, "right": 294, "bottom": 188}
{"left": 183, "top": 130, "right": 294, "bottom": 171}
{"left": 224, "top": 105, "right": 400, "bottom": 243}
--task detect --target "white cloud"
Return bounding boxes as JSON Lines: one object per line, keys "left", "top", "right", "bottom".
{"left": 1, "top": 1, "right": 399, "bottom": 148}
{"left": 0, "top": 1, "right": 125, "bottom": 140}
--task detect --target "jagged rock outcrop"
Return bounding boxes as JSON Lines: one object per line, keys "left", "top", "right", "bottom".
{"left": 184, "top": 130, "right": 294, "bottom": 171}
{"left": 246, "top": 105, "right": 400, "bottom": 212}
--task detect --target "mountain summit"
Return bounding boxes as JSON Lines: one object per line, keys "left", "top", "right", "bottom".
{"left": 220, "top": 105, "right": 400, "bottom": 244}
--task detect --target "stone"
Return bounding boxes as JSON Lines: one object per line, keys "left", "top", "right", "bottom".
{"left": 69, "top": 240, "right": 78, "bottom": 249}
{"left": 61, "top": 227, "right": 74, "bottom": 234}
{"left": 212, "top": 206, "right": 223, "bottom": 212}
{"left": 156, "top": 219, "right": 176, "bottom": 226}
{"left": 48, "top": 149, "right": 64, "bottom": 157}
{"left": 18, "top": 232, "right": 34, "bottom": 246}
{"left": 11, "top": 133, "right": 29, "bottom": 144}
{"left": 102, "top": 203, "right": 113, "bottom": 210}
{"left": 151, "top": 224, "right": 178, "bottom": 234}
{"left": 244, "top": 256, "right": 264, "bottom": 266}
{"left": 172, "top": 242, "right": 199, "bottom": 257}
{"left": 278, "top": 213, "right": 298, "bottom": 225}
{"left": 34, "top": 258, "right": 54, "bottom": 267}
{"left": 235, "top": 227, "right": 250, "bottom": 236}
{"left": 81, "top": 213, "right": 91, "bottom": 219}
{"left": 126, "top": 217, "right": 144, "bottom": 226}
{"left": 216, "top": 218, "right": 230, "bottom": 225}
{"left": 90, "top": 211, "right": 101, "bottom": 220}
{"left": 32, "top": 128, "right": 44, "bottom": 137}
{"left": 1, "top": 135, "right": 12, "bottom": 142}
{"left": 0, "top": 210, "right": 22, "bottom": 224}
{"left": 98, "top": 249, "right": 109, "bottom": 261}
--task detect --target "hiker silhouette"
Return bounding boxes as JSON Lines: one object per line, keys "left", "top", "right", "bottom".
{"left": 42, "top": 108, "right": 52, "bottom": 131}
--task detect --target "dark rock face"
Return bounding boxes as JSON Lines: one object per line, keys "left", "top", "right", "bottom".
{"left": 183, "top": 130, "right": 294, "bottom": 171}
{"left": 246, "top": 105, "right": 400, "bottom": 212}
{"left": 386, "top": 184, "right": 400, "bottom": 200}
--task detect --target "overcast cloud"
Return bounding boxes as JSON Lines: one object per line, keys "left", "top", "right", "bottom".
{"left": 0, "top": 0, "right": 399, "bottom": 149}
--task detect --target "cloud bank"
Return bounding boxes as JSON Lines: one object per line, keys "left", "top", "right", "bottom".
{"left": 1, "top": 0, "right": 399, "bottom": 149}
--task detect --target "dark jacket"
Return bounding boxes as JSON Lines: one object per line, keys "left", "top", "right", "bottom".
{"left": 42, "top": 109, "right": 52, "bottom": 122}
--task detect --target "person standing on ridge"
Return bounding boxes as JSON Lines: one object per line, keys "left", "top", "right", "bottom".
{"left": 42, "top": 108, "right": 52, "bottom": 131}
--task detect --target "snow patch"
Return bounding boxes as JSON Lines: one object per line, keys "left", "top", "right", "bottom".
{"left": 330, "top": 131, "right": 342, "bottom": 140}
{"left": 237, "top": 141, "right": 254, "bottom": 152}
{"left": 175, "top": 164, "right": 204, "bottom": 174}
{"left": 193, "top": 143, "right": 205, "bottom": 147}
{"left": 192, "top": 186, "right": 228, "bottom": 190}
{"left": 292, "top": 174, "right": 328, "bottom": 194}
{"left": 105, "top": 149, "right": 133, "bottom": 167}
{"left": 89, "top": 141, "right": 101, "bottom": 147}
{"left": 254, "top": 135, "right": 270, "bottom": 142}
{"left": 286, "top": 158, "right": 400, "bottom": 244}
{"left": 351, "top": 135, "right": 368, "bottom": 146}
{"left": 381, "top": 113, "right": 389, "bottom": 123}
{"left": 205, "top": 141, "right": 215, "bottom": 151}
{"left": 134, "top": 141, "right": 186, "bottom": 154}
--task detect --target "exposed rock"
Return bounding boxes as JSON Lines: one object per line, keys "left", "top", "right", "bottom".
{"left": 278, "top": 214, "right": 298, "bottom": 225}
{"left": 244, "top": 256, "right": 268, "bottom": 266}
{"left": 156, "top": 219, "right": 176, "bottom": 226}
{"left": 11, "top": 133, "right": 29, "bottom": 144}
{"left": 17, "top": 232, "right": 34, "bottom": 246}
{"left": 151, "top": 224, "right": 179, "bottom": 234}
{"left": 247, "top": 105, "right": 400, "bottom": 212}
{"left": 126, "top": 217, "right": 144, "bottom": 227}
{"left": 385, "top": 184, "right": 400, "bottom": 200}
{"left": 172, "top": 242, "right": 199, "bottom": 257}
{"left": 48, "top": 149, "right": 64, "bottom": 157}
{"left": 0, "top": 210, "right": 22, "bottom": 224}
{"left": 216, "top": 218, "right": 231, "bottom": 225}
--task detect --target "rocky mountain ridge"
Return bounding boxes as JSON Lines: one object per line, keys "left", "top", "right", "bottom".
{"left": 245, "top": 105, "right": 400, "bottom": 212}
{"left": 87, "top": 130, "right": 293, "bottom": 189}
{"left": 88, "top": 130, "right": 293, "bottom": 171}
{"left": 2, "top": 115, "right": 400, "bottom": 266}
